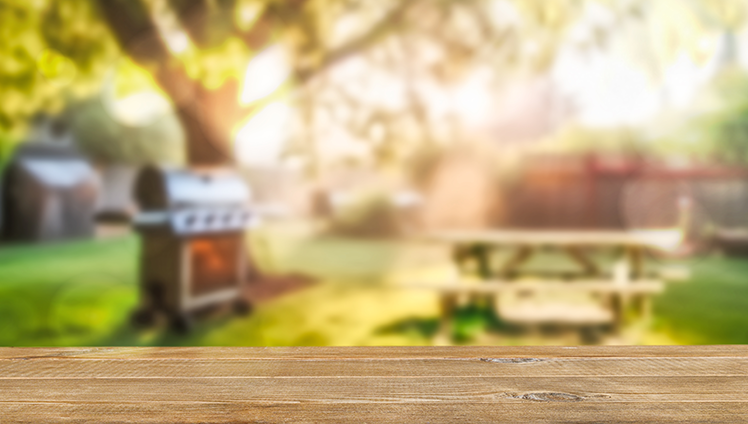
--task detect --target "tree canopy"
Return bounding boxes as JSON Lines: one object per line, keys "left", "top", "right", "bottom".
{"left": 1, "top": 0, "right": 747, "bottom": 168}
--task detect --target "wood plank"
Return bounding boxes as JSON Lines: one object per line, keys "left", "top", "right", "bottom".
{"left": 2, "top": 347, "right": 747, "bottom": 423}
{"left": 2, "top": 346, "right": 748, "bottom": 359}
{"left": 3, "top": 376, "right": 748, "bottom": 403}
{"left": 497, "top": 299, "right": 615, "bottom": 324}
{"left": 3, "top": 401, "right": 745, "bottom": 424}
{"left": 407, "top": 281, "right": 665, "bottom": 294}
{"left": 421, "top": 229, "right": 681, "bottom": 248}
{"left": 1, "top": 357, "right": 747, "bottom": 378}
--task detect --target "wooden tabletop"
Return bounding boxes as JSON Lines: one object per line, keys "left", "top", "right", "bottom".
{"left": 421, "top": 229, "right": 681, "bottom": 248}
{"left": 2, "top": 346, "right": 746, "bottom": 423}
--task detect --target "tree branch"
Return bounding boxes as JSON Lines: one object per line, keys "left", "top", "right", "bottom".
{"left": 95, "top": 0, "right": 170, "bottom": 64}
{"left": 235, "top": 0, "right": 310, "bottom": 51}
{"left": 295, "top": 0, "right": 418, "bottom": 84}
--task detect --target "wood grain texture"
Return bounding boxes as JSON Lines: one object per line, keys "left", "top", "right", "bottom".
{"left": 2, "top": 347, "right": 747, "bottom": 423}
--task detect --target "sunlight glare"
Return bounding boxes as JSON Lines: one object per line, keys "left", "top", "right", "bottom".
{"left": 452, "top": 70, "right": 493, "bottom": 127}
{"left": 241, "top": 46, "right": 291, "bottom": 104}
{"left": 108, "top": 91, "right": 172, "bottom": 127}
{"left": 234, "top": 101, "right": 293, "bottom": 166}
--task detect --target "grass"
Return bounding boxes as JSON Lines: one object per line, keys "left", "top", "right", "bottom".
{"left": 1, "top": 224, "right": 748, "bottom": 346}
{"left": 652, "top": 257, "right": 748, "bottom": 344}
{"left": 0, "top": 236, "right": 138, "bottom": 346}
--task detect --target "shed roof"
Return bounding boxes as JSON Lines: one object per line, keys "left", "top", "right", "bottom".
{"left": 19, "top": 158, "right": 97, "bottom": 189}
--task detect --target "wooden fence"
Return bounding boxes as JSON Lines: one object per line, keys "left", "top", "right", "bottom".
{"left": 501, "top": 155, "right": 748, "bottom": 231}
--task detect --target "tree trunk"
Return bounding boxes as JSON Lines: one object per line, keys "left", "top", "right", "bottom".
{"left": 96, "top": 0, "right": 237, "bottom": 167}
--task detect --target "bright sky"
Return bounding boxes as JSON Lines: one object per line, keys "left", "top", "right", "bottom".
{"left": 551, "top": 38, "right": 728, "bottom": 128}
{"left": 550, "top": 2, "right": 748, "bottom": 129}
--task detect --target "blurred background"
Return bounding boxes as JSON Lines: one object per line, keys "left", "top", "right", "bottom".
{"left": 3, "top": 0, "right": 748, "bottom": 347}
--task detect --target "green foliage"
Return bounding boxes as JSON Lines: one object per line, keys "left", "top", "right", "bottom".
{"left": 692, "top": 69, "right": 748, "bottom": 165}
{"left": 66, "top": 96, "right": 185, "bottom": 165}
{"left": 700, "top": 105, "right": 748, "bottom": 165}
{"left": 326, "top": 191, "right": 405, "bottom": 238}
{"left": 451, "top": 303, "right": 507, "bottom": 343}
{"left": 63, "top": 58, "right": 185, "bottom": 165}
{"left": 549, "top": 125, "right": 649, "bottom": 156}
{"left": 0, "top": 0, "right": 118, "bottom": 131}
{"left": 111, "top": 58, "right": 162, "bottom": 99}
{"left": 0, "top": 130, "right": 20, "bottom": 166}
{"left": 40, "top": 0, "right": 116, "bottom": 76}
{"left": 180, "top": 36, "right": 252, "bottom": 90}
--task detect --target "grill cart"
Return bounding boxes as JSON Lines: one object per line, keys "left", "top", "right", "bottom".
{"left": 131, "top": 165, "right": 256, "bottom": 332}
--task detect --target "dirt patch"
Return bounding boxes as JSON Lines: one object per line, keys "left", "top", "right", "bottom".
{"left": 243, "top": 273, "right": 316, "bottom": 304}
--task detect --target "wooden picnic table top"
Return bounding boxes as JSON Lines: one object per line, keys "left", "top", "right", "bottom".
{"left": 2, "top": 346, "right": 746, "bottom": 423}
{"left": 408, "top": 279, "right": 665, "bottom": 293}
{"left": 421, "top": 229, "right": 681, "bottom": 248}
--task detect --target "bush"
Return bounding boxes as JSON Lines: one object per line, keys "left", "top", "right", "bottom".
{"left": 325, "top": 191, "right": 409, "bottom": 238}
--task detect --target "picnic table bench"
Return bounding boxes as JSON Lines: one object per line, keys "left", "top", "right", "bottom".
{"left": 413, "top": 230, "right": 689, "bottom": 332}
{"left": 2, "top": 346, "right": 746, "bottom": 423}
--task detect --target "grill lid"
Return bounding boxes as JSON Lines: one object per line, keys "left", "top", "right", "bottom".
{"left": 135, "top": 165, "right": 251, "bottom": 211}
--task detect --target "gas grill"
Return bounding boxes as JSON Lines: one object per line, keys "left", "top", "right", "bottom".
{"left": 131, "top": 165, "right": 256, "bottom": 331}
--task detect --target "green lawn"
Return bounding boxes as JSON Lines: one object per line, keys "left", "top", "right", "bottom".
{"left": 1, "top": 226, "right": 747, "bottom": 346}
{"left": 652, "top": 257, "right": 748, "bottom": 344}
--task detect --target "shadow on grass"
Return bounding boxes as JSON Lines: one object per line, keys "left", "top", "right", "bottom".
{"left": 376, "top": 303, "right": 512, "bottom": 343}
{"left": 91, "top": 304, "right": 266, "bottom": 347}
{"left": 376, "top": 317, "right": 441, "bottom": 339}
{"left": 97, "top": 311, "right": 333, "bottom": 347}
{"left": 92, "top": 273, "right": 320, "bottom": 347}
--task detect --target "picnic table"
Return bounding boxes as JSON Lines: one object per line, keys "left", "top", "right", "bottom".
{"left": 414, "top": 229, "right": 689, "bottom": 333}
{"left": 2, "top": 346, "right": 746, "bottom": 423}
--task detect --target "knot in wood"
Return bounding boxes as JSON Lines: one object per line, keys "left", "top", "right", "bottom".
{"left": 479, "top": 357, "right": 543, "bottom": 364}
{"left": 514, "top": 392, "right": 584, "bottom": 402}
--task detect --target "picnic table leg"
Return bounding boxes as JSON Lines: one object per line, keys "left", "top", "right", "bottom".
{"left": 641, "top": 295, "right": 652, "bottom": 322}
{"left": 566, "top": 246, "right": 599, "bottom": 276}
{"left": 452, "top": 243, "right": 494, "bottom": 308}
{"left": 451, "top": 244, "right": 471, "bottom": 275}
{"left": 472, "top": 243, "right": 493, "bottom": 280}
{"left": 469, "top": 243, "right": 496, "bottom": 307}
{"left": 628, "top": 246, "right": 644, "bottom": 280}
{"left": 453, "top": 243, "right": 493, "bottom": 279}
{"left": 632, "top": 294, "right": 652, "bottom": 322}
{"left": 612, "top": 257, "right": 631, "bottom": 333}
{"left": 608, "top": 293, "right": 624, "bottom": 335}
{"left": 499, "top": 246, "right": 534, "bottom": 279}
{"left": 437, "top": 292, "right": 458, "bottom": 344}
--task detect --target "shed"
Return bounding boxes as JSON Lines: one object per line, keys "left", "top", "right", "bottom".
{"left": 1, "top": 134, "right": 99, "bottom": 243}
